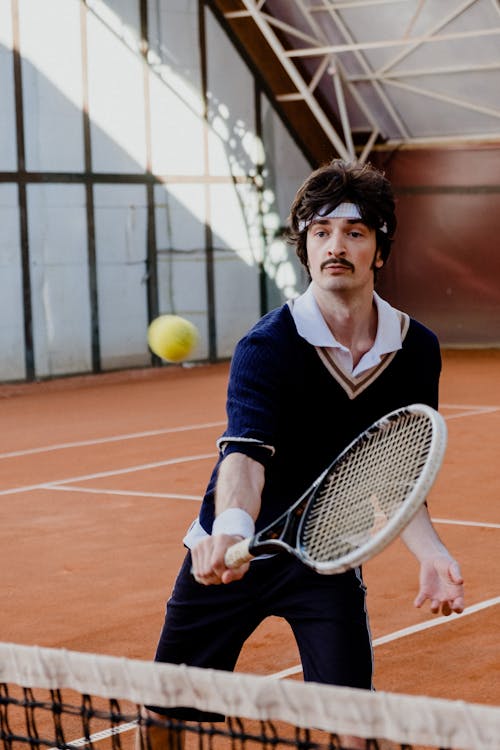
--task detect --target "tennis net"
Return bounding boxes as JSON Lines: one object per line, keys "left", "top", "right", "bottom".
{"left": 1, "top": 642, "right": 498, "bottom": 750}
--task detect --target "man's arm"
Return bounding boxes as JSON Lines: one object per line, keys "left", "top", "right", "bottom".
{"left": 402, "top": 505, "right": 464, "bottom": 615}
{"left": 191, "top": 453, "right": 265, "bottom": 586}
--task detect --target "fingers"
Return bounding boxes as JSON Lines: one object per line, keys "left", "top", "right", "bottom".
{"left": 449, "top": 594, "right": 465, "bottom": 615}
{"left": 414, "top": 557, "right": 465, "bottom": 615}
{"left": 193, "top": 562, "right": 248, "bottom": 586}
{"left": 416, "top": 595, "right": 463, "bottom": 616}
{"left": 191, "top": 535, "right": 248, "bottom": 586}
{"left": 221, "top": 562, "right": 250, "bottom": 584}
{"left": 439, "top": 600, "right": 451, "bottom": 616}
{"left": 449, "top": 560, "right": 464, "bottom": 585}
{"left": 430, "top": 598, "right": 441, "bottom": 614}
{"left": 413, "top": 591, "right": 425, "bottom": 609}
{"left": 434, "top": 597, "right": 464, "bottom": 616}
{"left": 444, "top": 561, "right": 465, "bottom": 614}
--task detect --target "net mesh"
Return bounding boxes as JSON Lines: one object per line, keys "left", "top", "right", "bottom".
{"left": 1, "top": 643, "right": 499, "bottom": 750}
{"left": 301, "top": 409, "right": 444, "bottom": 568}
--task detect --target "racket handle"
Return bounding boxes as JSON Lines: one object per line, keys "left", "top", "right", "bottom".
{"left": 224, "top": 538, "right": 253, "bottom": 568}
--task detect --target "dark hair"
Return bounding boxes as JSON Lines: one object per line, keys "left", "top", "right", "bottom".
{"left": 286, "top": 159, "right": 396, "bottom": 269}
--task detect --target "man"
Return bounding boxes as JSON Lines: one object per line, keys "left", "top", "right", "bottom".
{"left": 145, "top": 160, "right": 464, "bottom": 731}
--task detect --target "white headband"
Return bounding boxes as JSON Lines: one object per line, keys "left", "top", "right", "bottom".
{"left": 299, "top": 202, "right": 387, "bottom": 233}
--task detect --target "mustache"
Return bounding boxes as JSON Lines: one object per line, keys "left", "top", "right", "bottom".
{"left": 321, "top": 258, "right": 354, "bottom": 272}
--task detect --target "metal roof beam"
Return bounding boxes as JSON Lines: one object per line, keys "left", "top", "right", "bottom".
{"left": 219, "top": 0, "right": 500, "bottom": 151}
{"left": 383, "top": 78, "right": 500, "bottom": 121}
{"left": 285, "top": 27, "right": 500, "bottom": 58}
{"left": 308, "top": 0, "right": 407, "bottom": 9}
{"left": 297, "top": 0, "right": 410, "bottom": 139}
{"left": 237, "top": 0, "right": 352, "bottom": 159}
{"left": 385, "top": 131, "right": 500, "bottom": 147}
{"left": 224, "top": 10, "right": 321, "bottom": 47}
{"left": 302, "top": 0, "right": 417, "bottom": 152}
{"left": 348, "top": 61, "right": 500, "bottom": 82}
{"left": 375, "top": 0, "right": 479, "bottom": 76}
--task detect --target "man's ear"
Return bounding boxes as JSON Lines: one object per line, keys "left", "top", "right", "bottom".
{"left": 374, "top": 248, "right": 384, "bottom": 269}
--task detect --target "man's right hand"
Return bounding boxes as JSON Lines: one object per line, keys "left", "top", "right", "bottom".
{"left": 191, "top": 534, "right": 251, "bottom": 585}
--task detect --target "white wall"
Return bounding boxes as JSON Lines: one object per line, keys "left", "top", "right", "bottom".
{"left": 0, "top": 2, "right": 17, "bottom": 171}
{"left": 260, "top": 95, "right": 311, "bottom": 308}
{"left": 154, "top": 182, "right": 209, "bottom": 361}
{"left": 19, "top": 0, "right": 85, "bottom": 172}
{"left": 0, "top": 185, "right": 24, "bottom": 381}
{"left": 87, "top": 6, "right": 147, "bottom": 173}
{"left": 94, "top": 184, "right": 150, "bottom": 369}
{"left": 0, "top": 0, "right": 311, "bottom": 382}
{"left": 28, "top": 184, "right": 92, "bottom": 377}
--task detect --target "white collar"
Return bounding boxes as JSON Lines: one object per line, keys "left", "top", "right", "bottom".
{"left": 290, "top": 284, "right": 402, "bottom": 374}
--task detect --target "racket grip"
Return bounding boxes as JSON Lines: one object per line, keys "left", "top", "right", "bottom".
{"left": 224, "top": 538, "right": 253, "bottom": 568}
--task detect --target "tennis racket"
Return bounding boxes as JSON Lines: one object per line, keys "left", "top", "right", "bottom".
{"left": 224, "top": 404, "right": 447, "bottom": 574}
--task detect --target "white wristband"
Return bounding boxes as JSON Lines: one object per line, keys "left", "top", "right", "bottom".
{"left": 212, "top": 508, "right": 255, "bottom": 539}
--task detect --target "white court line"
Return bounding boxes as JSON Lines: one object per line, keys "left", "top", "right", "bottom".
{"left": 50, "top": 485, "right": 202, "bottom": 501}
{"left": 8, "top": 402, "right": 497, "bottom": 745}
{"left": 3, "top": 403, "right": 497, "bottom": 462}
{"left": 372, "top": 596, "right": 500, "bottom": 646}
{"left": 441, "top": 403, "right": 499, "bottom": 410}
{"left": 270, "top": 596, "right": 500, "bottom": 679}
{"left": 432, "top": 517, "right": 500, "bottom": 529}
{"left": 51, "top": 595, "right": 500, "bottom": 746}
{"left": 42, "top": 487, "right": 500, "bottom": 528}
{"left": 49, "top": 721, "right": 138, "bottom": 749}
{"left": 0, "top": 452, "right": 216, "bottom": 497}
{"left": 440, "top": 404, "right": 499, "bottom": 420}
{"left": 0, "top": 421, "right": 225, "bottom": 460}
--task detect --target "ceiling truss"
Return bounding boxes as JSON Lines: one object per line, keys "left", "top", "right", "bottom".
{"left": 222, "top": 0, "right": 500, "bottom": 161}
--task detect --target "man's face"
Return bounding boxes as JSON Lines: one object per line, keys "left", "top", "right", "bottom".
{"left": 306, "top": 217, "right": 383, "bottom": 294}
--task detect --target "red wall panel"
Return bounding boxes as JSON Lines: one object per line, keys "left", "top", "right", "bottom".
{"left": 373, "top": 146, "right": 500, "bottom": 347}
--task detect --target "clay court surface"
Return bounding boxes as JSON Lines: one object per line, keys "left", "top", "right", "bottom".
{"left": 1, "top": 350, "right": 499, "bottom": 707}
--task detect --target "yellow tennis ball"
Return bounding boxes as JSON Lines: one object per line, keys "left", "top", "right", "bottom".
{"left": 147, "top": 315, "right": 199, "bottom": 363}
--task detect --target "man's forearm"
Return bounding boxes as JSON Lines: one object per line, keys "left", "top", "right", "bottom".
{"left": 401, "top": 504, "right": 451, "bottom": 561}
{"left": 214, "top": 452, "right": 264, "bottom": 521}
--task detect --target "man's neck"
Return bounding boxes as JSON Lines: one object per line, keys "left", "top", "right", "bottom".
{"left": 311, "top": 284, "right": 378, "bottom": 367}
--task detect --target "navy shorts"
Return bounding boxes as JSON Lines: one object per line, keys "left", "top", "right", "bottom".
{"left": 149, "top": 550, "right": 372, "bottom": 719}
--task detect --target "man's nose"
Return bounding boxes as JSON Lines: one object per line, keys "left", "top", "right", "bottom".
{"left": 326, "top": 230, "right": 345, "bottom": 255}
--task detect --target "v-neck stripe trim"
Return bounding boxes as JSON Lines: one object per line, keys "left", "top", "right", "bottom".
{"left": 315, "top": 311, "right": 410, "bottom": 399}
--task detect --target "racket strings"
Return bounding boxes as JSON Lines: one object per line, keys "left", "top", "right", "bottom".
{"left": 300, "top": 413, "right": 435, "bottom": 562}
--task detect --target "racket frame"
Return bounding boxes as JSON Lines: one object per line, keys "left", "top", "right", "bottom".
{"left": 224, "top": 404, "right": 447, "bottom": 574}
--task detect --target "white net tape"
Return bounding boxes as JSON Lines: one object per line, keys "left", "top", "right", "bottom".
{"left": 1, "top": 642, "right": 499, "bottom": 750}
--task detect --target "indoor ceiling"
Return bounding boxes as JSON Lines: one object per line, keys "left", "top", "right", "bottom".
{"left": 219, "top": 0, "right": 500, "bottom": 161}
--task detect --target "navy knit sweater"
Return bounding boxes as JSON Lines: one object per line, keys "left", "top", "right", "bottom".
{"left": 199, "top": 303, "right": 441, "bottom": 534}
